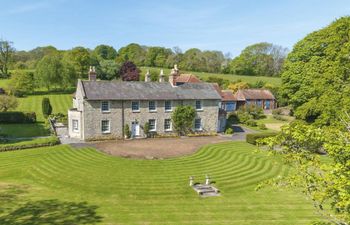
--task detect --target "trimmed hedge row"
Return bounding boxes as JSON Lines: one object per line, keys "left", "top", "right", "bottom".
{"left": 0, "top": 136, "right": 60, "bottom": 152}
{"left": 0, "top": 111, "right": 36, "bottom": 123}
{"left": 246, "top": 132, "right": 278, "bottom": 145}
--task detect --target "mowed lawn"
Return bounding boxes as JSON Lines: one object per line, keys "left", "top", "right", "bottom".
{"left": 0, "top": 93, "right": 72, "bottom": 137}
{"left": 141, "top": 67, "right": 282, "bottom": 86}
{"left": 0, "top": 142, "right": 319, "bottom": 224}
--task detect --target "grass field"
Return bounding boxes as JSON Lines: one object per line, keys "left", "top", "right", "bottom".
{"left": 0, "top": 142, "right": 319, "bottom": 224}
{"left": 0, "top": 93, "right": 72, "bottom": 137}
{"left": 141, "top": 67, "right": 282, "bottom": 86}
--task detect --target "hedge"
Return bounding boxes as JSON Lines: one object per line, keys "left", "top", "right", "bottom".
{"left": 0, "top": 111, "right": 36, "bottom": 123}
{"left": 246, "top": 132, "right": 278, "bottom": 145}
{"left": 0, "top": 136, "right": 60, "bottom": 152}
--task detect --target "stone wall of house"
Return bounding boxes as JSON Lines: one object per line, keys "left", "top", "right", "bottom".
{"left": 68, "top": 110, "right": 82, "bottom": 139}
{"left": 80, "top": 99, "right": 219, "bottom": 140}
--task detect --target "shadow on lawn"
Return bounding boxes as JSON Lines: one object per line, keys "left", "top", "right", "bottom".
{"left": 0, "top": 184, "right": 103, "bottom": 225}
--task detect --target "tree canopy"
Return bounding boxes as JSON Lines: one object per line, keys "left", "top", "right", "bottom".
{"left": 119, "top": 61, "right": 140, "bottom": 81}
{"left": 280, "top": 17, "right": 350, "bottom": 126}
{"left": 229, "top": 42, "right": 287, "bottom": 77}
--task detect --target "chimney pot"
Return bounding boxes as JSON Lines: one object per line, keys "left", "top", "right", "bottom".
{"left": 145, "top": 69, "right": 151, "bottom": 82}
{"left": 159, "top": 69, "right": 165, "bottom": 82}
{"left": 88, "top": 65, "right": 97, "bottom": 81}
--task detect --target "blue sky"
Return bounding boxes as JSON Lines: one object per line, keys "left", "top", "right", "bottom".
{"left": 0, "top": 0, "right": 349, "bottom": 56}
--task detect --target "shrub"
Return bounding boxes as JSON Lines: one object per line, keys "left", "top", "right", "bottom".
{"left": 225, "top": 128, "right": 234, "bottom": 134}
{"left": 172, "top": 105, "right": 196, "bottom": 135}
{"left": 226, "top": 113, "right": 239, "bottom": 129}
{"left": 50, "top": 113, "right": 67, "bottom": 124}
{"left": 244, "top": 105, "right": 265, "bottom": 119}
{"left": 0, "top": 136, "right": 60, "bottom": 152}
{"left": 246, "top": 119, "right": 257, "bottom": 127}
{"left": 143, "top": 122, "right": 150, "bottom": 138}
{"left": 246, "top": 132, "right": 278, "bottom": 145}
{"left": 272, "top": 108, "right": 283, "bottom": 116}
{"left": 236, "top": 111, "right": 253, "bottom": 124}
{"left": 273, "top": 114, "right": 288, "bottom": 121}
{"left": 124, "top": 124, "right": 131, "bottom": 138}
{"left": 42, "top": 97, "right": 52, "bottom": 118}
{"left": 0, "top": 111, "right": 36, "bottom": 123}
{"left": 258, "top": 123, "right": 267, "bottom": 130}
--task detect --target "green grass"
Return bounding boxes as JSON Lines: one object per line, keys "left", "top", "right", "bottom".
{"left": 141, "top": 67, "right": 282, "bottom": 86}
{"left": 0, "top": 123, "right": 49, "bottom": 138}
{"left": 0, "top": 93, "right": 72, "bottom": 137}
{"left": 0, "top": 142, "right": 319, "bottom": 224}
{"left": 16, "top": 94, "right": 72, "bottom": 122}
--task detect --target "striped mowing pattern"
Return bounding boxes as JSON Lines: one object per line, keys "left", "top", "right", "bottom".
{"left": 0, "top": 142, "right": 319, "bottom": 224}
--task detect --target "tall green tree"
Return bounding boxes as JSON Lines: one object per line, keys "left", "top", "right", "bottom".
{"left": 93, "top": 45, "right": 117, "bottom": 60}
{"left": 35, "top": 55, "right": 63, "bottom": 90}
{"left": 116, "top": 43, "right": 146, "bottom": 66}
{"left": 229, "top": 42, "right": 287, "bottom": 76}
{"left": 0, "top": 95, "right": 18, "bottom": 112}
{"left": 0, "top": 40, "right": 15, "bottom": 78}
{"left": 144, "top": 47, "right": 172, "bottom": 67}
{"left": 8, "top": 70, "right": 35, "bottom": 96}
{"left": 258, "top": 121, "right": 350, "bottom": 224}
{"left": 98, "top": 60, "right": 120, "bottom": 80}
{"left": 281, "top": 17, "right": 350, "bottom": 126}
{"left": 65, "top": 47, "right": 91, "bottom": 78}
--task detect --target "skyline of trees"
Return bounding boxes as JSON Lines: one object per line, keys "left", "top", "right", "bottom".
{"left": 5, "top": 42, "right": 288, "bottom": 77}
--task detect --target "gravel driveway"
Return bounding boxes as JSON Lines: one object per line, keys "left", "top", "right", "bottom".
{"left": 91, "top": 136, "right": 232, "bottom": 159}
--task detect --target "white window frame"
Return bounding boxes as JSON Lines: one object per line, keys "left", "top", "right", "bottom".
{"left": 194, "top": 118, "right": 202, "bottom": 131}
{"left": 195, "top": 100, "right": 203, "bottom": 111}
{"left": 131, "top": 101, "right": 140, "bottom": 112}
{"left": 72, "top": 119, "right": 79, "bottom": 132}
{"left": 164, "top": 100, "right": 172, "bottom": 112}
{"left": 101, "top": 120, "right": 110, "bottom": 134}
{"left": 148, "top": 100, "right": 157, "bottom": 112}
{"left": 164, "top": 119, "right": 172, "bottom": 131}
{"left": 148, "top": 119, "right": 157, "bottom": 132}
{"left": 101, "top": 101, "right": 110, "bottom": 112}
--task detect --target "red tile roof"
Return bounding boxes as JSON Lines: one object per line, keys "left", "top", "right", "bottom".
{"left": 175, "top": 74, "right": 201, "bottom": 83}
{"left": 211, "top": 83, "right": 236, "bottom": 102}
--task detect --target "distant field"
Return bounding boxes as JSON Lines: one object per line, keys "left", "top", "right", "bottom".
{"left": 141, "top": 67, "right": 282, "bottom": 86}
{"left": 0, "top": 142, "right": 319, "bottom": 224}
{"left": 0, "top": 93, "right": 72, "bottom": 137}
{"left": 16, "top": 94, "right": 72, "bottom": 122}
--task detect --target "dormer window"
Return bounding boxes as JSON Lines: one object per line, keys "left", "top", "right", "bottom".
{"left": 101, "top": 101, "right": 110, "bottom": 112}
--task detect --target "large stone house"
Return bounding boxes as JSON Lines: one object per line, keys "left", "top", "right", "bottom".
{"left": 68, "top": 67, "right": 221, "bottom": 140}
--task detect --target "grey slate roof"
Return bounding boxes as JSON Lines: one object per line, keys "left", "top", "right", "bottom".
{"left": 80, "top": 80, "right": 221, "bottom": 100}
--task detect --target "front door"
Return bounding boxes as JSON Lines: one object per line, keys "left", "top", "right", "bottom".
{"left": 131, "top": 121, "right": 140, "bottom": 137}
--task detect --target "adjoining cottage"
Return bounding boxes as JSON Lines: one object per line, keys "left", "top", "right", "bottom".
{"left": 68, "top": 66, "right": 221, "bottom": 140}
{"left": 233, "top": 89, "right": 275, "bottom": 110}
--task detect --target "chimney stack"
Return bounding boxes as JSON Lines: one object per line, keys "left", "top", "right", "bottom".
{"left": 88, "top": 66, "right": 97, "bottom": 81}
{"left": 145, "top": 69, "right": 151, "bottom": 82}
{"left": 159, "top": 69, "right": 165, "bottom": 82}
{"left": 169, "top": 64, "right": 180, "bottom": 86}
